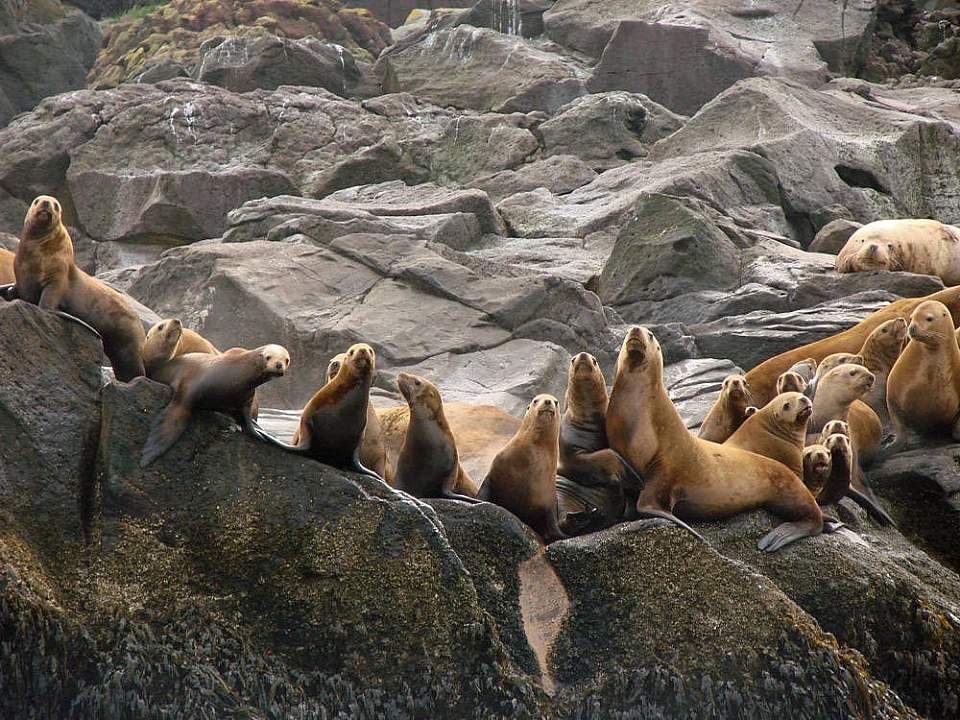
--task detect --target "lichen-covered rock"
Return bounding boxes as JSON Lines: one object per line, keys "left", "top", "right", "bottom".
{"left": 88, "top": 0, "right": 392, "bottom": 88}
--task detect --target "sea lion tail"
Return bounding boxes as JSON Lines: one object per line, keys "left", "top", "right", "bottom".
{"left": 141, "top": 403, "right": 190, "bottom": 468}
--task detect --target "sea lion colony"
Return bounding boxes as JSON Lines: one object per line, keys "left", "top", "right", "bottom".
{"left": 2, "top": 196, "right": 957, "bottom": 552}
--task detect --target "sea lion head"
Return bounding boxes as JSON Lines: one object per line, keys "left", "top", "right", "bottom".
{"left": 259, "top": 344, "right": 290, "bottom": 377}
{"left": 145, "top": 318, "right": 184, "bottom": 363}
{"left": 850, "top": 235, "right": 898, "bottom": 272}
{"left": 617, "top": 326, "right": 662, "bottom": 377}
{"left": 818, "top": 353, "right": 864, "bottom": 378}
{"left": 824, "top": 432, "right": 853, "bottom": 464}
{"left": 721, "top": 374, "right": 751, "bottom": 404}
{"left": 802, "top": 444, "right": 831, "bottom": 487}
{"left": 820, "top": 419, "right": 850, "bottom": 441}
{"left": 24, "top": 195, "right": 63, "bottom": 237}
{"left": 566, "top": 352, "right": 607, "bottom": 416}
{"left": 822, "top": 363, "right": 875, "bottom": 401}
{"left": 397, "top": 372, "right": 443, "bottom": 413}
{"left": 776, "top": 370, "right": 807, "bottom": 395}
{"left": 326, "top": 352, "right": 347, "bottom": 382}
{"left": 345, "top": 342, "right": 376, "bottom": 377}
{"left": 773, "top": 391, "right": 813, "bottom": 429}
{"left": 525, "top": 394, "right": 560, "bottom": 434}
{"left": 908, "top": 300, "right": 953, "bottom": 346}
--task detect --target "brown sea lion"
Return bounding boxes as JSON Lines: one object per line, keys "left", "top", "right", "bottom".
{"left": 724, "top": 392, "right": 812, "bottom": 478}
{"left": 269, "top": 343, "right": 381, "bottom": 479}
{"left": 392, "top": 373, "right": 478, "bottom": 502}
{"left": 607, "top": 327, "right": 823, "bottom": 552}
{"left": 0, "top": 247, "right": 13, "bottom": 284}
{"left": 813, "top": 418, "right": 892, "bottom": 524}
{"left": 478, "top": 394, "right": 565, "bottom": 543}
{"left": 836, "top": 219, "right": 960, "bottom": 284}
{"left": 887, "top": 300, "right": 960, "bottom": 450}
{"left": 698, "top": 374, "right": 753, "bottom": 442}
{"left": 776, "top": 371, "right": 807, "bottom": 395}
{"left": 858, "top": 317, "right": 908, "bottom": 430}
{"left": 556, "top": 352, "right": 637, "bottom": 533}
{"left": 5, "top": 196, "right": 145, "bottom": 380}
{"left": 744, "top": 286, "right": 960, "bottom": 406}
{"left": 818, "top": 433, "right": 855, "bottom": 507}
{"left": 141, "top": 344, "right": 290, "bottom": 467}
{"left": 802, "top": 444, "right": 831, "bottom": 498}
{"left": 380, "top": 402, "right": 519, "bottom": 483}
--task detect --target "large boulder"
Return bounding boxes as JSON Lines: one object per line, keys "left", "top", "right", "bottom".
{"left": 0, "top": 1, "right": 101, "bottom": 127}
{"left": 374, "top": 26, "right": 587, "bottom": 113}
{"left": 454, "top": 0, "right": 555, "bottom": 38}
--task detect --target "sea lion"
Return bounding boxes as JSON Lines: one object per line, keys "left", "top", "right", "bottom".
{"left": 818, "top": 433, "right": 856, "bottom": 507}
{"left": 724, "top": 392, "right": 812, "bottom": 478}
{"left": 744, "top": 286, "right": 960, "bottom": 406}
{"left": 266, "top": 343, "right": 382, "bottom": 479}
{"left": 478, "top": 395, "right": 565, "bottom": 543}
{"left": 290, "top": 352, "right": 389, "bottom": 482}
{"left": 886, "top": 300, "right": 960, "bottom": 450}
{"left": 140, "top": 344, "right": 290, "bottom": 467}
{"left": 813, "top": 419, "right": 893, "bottom": 524}
{"left": 776, "top": 371, "right": 807, "bottom": 395}
{"left": 817, "top": 419, "right": 850, "bottom": 445}
{"left": 858, "top": 317, "right": 908, "bottom": 430}
{"left": 380, "top": 402, "right": 519, "bottom": 483}
{"left": 0, "top": 247, "right": 13, "bottom": 284}
{"left": 607, "top": 326, "right": 823, "bottom": 552}
{"left": 555, "top": 352, "right": 635, "bottom": 533}
{"left": 698, "top": 374, "right": 753, "bottom": 442}
{"left": 392, "top": 373, "right": 478, "bottom": 502}
{"left": 802, "top": 444, "right": 831, "bottom": 498}
{"left": 836, "top": 219, "right": 960, "bottom": 284}
{"left": 143, "top": 318, "right": 219, "bottom": 377}
{"left": 805, "top": 352, "right": 864, "bottom": 398}
{"left": 809, "top": 364, "right": 882, "bottom": 459}
{"left": 5, "top": 196, "right": 146, "bottom": 380}
{"left": 788, "top": 358, "right": 818, "bottom": 383}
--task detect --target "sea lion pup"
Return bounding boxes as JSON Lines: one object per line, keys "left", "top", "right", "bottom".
{"left": 814, "top": 419, "right": 893, "bottom": 525}
{"left": 478, "top": 395, "right": 566, "bottom": 543}
{"left": 0, "top": 247, "right": 13, "bottom": 284}
{"left": 6, "top": 196, "right": 146, "bottom": 380}
{"left": 776, "top": 371, "right": 807, "bottom": 395}
{"left": 858, "top": 317, "right": 908, "bottom": 430}
{"left": 887, "top": 300, "right": 960, "bottom": 451}
{"left": 744, "top": 286, "right": 960, "bottom": 406}
{"left": 143, "top": 318, "right": 219, "bottom": 377}
{"left": 264, "top": 343, "right": 382, "bottom": 480}
{"left": 607, "top": 327, "right": 823, "bottom": 552}
{"left": 802, "top": 445, "right": 831, "bottom": 498}
{"left": 698, "top": 374, "right": 753, "bottom": 442}
{"left": 817, "top": 419, "right": 850, "bottom": 445}
{"left": 140, "top": 344, "right": 290, "bottom": 467}
{"left": 724, "top": 392, "right": 812, "bottom": 478}
{"left": 391, "top": 373, "right": 479, "bottom": 502}
{"left": 294, "top": 352, "right": 389, "bottom": 482}
{"left": 836, "top": 219, "right": 960, "bottom": 284}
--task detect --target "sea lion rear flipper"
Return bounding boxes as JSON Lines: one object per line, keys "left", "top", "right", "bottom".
{"left": 822, "top": 515, "right": 846, "bottom": 533}
{"left": 54, "top": 310, "right": 102, "bottom": 340}
{"left": 141, "top": 402, "right": 191, "bottom": 468}
{"left": 243, "top": 416, "right": 309, "bottom": 455}
{"left": 757, "top": 519, "right": 820, "bottom": 552}
{"left": 634, "top": 507, "right": 707, "bottom": 544}
{"left": 846, "top": 487, "right": 895, "bottom": 526}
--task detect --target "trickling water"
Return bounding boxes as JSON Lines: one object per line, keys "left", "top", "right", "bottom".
{"left": 493, "top": 0, "right": 523, "bottom": 36}
{"left": 332, "top": 43, "right": 347, "bottom": 96}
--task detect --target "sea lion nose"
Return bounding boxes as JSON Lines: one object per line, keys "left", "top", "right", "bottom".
{"left": 864, "top": 243, "right": 878, "bottom": 258}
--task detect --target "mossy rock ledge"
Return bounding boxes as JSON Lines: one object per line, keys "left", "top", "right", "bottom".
{"left": 1, "top": 299, "right": 956, "bottom": 718}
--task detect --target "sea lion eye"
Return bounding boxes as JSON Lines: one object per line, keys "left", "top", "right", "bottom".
{"left": 784, "top": 403, "right": 790, "bottom": 410}
{"left": 415, "top": 378, "right": 422, "bottom": 386}
{"left": 849, "top": 370, "right": 856, "bottom": 376}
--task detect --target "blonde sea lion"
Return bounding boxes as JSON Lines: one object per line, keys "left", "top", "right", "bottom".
{"left": 724, "top": 392, "right": 812, "bottom": 478}
{"left": 858, "top": 317, "right": 908, "bottom": 430}
{"left": 478, "top": 395, "right": 565, "bottom": 543}
{"left": 805, "top": 352, "right": 863, "bottom": 398}
{"left": 143, "top": 318, "right": 219, "bottom": 377}
{"left": 887, "top": 300, "right": 960, "bottom": 450}
{"left": 0, "top": 247, "right": 13, "bottom": 284}
{"left": 809, "top": 364, "right": 882, "bottom": 459}
{"left": 607, "top": 327, "right": 823, "bottom": 552}
{"left": 836, "top": 219, "right": 960, "bottom": 284}
{"left": 140, "top": 344, "right": 290, "bottom": 467}
{"left": 5, "top": 196, "right": 145, "bottom": 380}
{"left": 817, "top": 419, "right": 850, "bottom": 445}
{"left": 392, "top": 373, "right": 478, "bottom": 502}
{"left": 744, "top": 286, "right": 960, "bottom": 406}
{"left": 776, "top": 371, "right": 807, "bottom": 395}
{"left": 698, "top": 374, "right": 753, "bottom": 442}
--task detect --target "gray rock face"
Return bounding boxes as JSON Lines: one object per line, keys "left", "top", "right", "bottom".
{"left": 810, "top": 218, "right": 864, "bottom": 254}
{"left": 0, "top": 4, "right": 102, "bottom": 127}
{"left": 469, "top": 155, "right": 598, "bottom": 204}
{"left": 196, "top": 35, "right": 364, "bottom": 96}
{"left": 455, "top": 0, "right": 555, "bottom": 38}
{"left": 374, "top": 26, "right": 587, "bottom": 113}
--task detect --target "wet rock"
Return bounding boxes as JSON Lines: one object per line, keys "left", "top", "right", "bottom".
{"left": 455, "top": 0, "right": 555, "bottom": 38}
{"left": 374, "top": 26, "right": 587, "bottom": 113}
{"left": 0, "top": 2, "right": 101, "bottom": 127}
{"left": 810, "top": 218, "right": 863, "bottom": 255}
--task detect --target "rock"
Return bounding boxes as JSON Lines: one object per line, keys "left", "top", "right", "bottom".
{"left": 0, "top": 2, "right": 102, "bottom": 127}
{"left": 468, "top": 233, "right": 610, "bottom": 288}
{"left": 455, "top": 0, "right": 555, "bottom": 38}
{"left": 123, "top": 233, "right": 616, "bottom": 409}
{"left": 374, "top": 26, "right": 587, "bottom": 113}
{"left": 64, "top": 1, "right": 171, "bottom": 20}
{"left": 827, "top": 77, "right": 960, "bottom": 130}
{"left": 470, "top": 155, "right": 598, "bottom": 204}
{"left": 810, "top": 218, "right": 864, "bottom": 255}
{"left": 706, "top": 509, "right": 960, "bottom": 720}
{"left": 539, "top": 92, "right": 686, "bottom": 170}
{"left": 196, "top": 35, "right": 364, "bottom": 97}
{"left": 0, "top": 301, "right": 103, "bottom": 553}
{"left": 862, "top": 2, "right": 960, "bottom": 82}
{"left": 663, "top": 357, "right": 744, "bottom": 429}
{"left": 133, "top": 58, "right": 191, "bottom": 84}
{"left": 89, "top": 0, "right": 392, "bottom": 88}
{"left": 651, "top": 77, "right": 960, "bottom": 242}
{"left": 343, "top": 1, "right": 475, "bottom": 28}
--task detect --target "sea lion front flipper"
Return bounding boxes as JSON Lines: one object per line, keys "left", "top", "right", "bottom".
{"left": 757, "top": 520, "right": 820, "bottom": 552}
{"left": 440, "top": 488, "right": 483, "bottom": 504}
{"left": 846, "top": 487, "right": 895, "bottom": 526}
{"left": 634, "top": 507, "right": 707, "bottom": 544}
{"left": 242, "top": 416, "right": 310, "bottom": 455}
{"left": 351, "top": 446, "right": 384, "bottom": 482}
{"left": 822, "top": 515, "right": 846, "bottom": 533}
{"left": 54, "top": 310, "right": 102, "bottom": 340}
{"left": 610, "top": 449, "right": 644, "bottom": 488}
{"left": 141, "top": 401, "right": 191, "bottom": 468}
